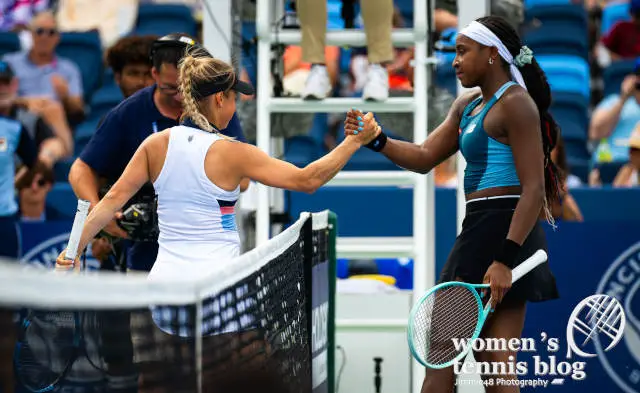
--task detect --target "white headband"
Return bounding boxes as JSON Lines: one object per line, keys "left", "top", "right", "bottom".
{"left": 458, "top": 21, "right": 533, "bottom": 90}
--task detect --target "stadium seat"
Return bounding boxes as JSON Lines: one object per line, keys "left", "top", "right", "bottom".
{"left": 523, "top": 4, "right": 589, "bottom": 60}
{"left": 134, "top": 3, "right": 197, "bottom": 37}
{"left": 603, "top": 59, "right": 636, "bottom": 97}
{"left": 524, "top": 0, "right": 573, "bottom": 8}
{"left": 550, "top": 92, "right": 589, "bottom": 141}
{"left": 536, "top": 55, "right": 590, "bottom": 99}
{"left": 284, "top": 135, "right": 325, "bottom": 168}
{"left": 56, "top": 31, "right": 103, "bottom": 100}
{"left": 53, "top": 157, "right": 74, "bottom": 183}
{"left": 434, "top": 30, "right": 458, "bottom": 97}
{"left": 0, "top": 32, "right": 20, "bottom": 57}
{"left": 89, "top": 85, "right": 123, "bottom": 120}
{"left": 601, "top": 1, "right": 631, "bottom": 35}
{"left": 46, "top": 182, "right": 78, "bottom": 219}
{"left": 394, "top": 0, "right": 414, "bottom": 26}
{"left": 101, "top": 68, "right": 116, "bottom": 88}
{"left": 564, "top": 140, "right": 590, "bottom": 183}
{"left": 74, "top": 116, "right": 102, "bottom": 154}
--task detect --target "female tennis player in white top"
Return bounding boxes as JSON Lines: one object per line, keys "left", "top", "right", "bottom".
{"left": 56, "top": 48, "right": 373, "bottom": 272}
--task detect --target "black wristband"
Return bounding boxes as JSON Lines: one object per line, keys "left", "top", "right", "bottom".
{"left": 365, "top": 130, "right": 388, "bottom": 152}
{"left": 495, "top": 239, "right": 521, "bottom": 268}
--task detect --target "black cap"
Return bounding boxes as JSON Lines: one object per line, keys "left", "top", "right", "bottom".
{"left": 0, "top": 61, "right": 15, "bottom": 81}
{"left": 194, "top": 73, "right": 254, "bottom": 98}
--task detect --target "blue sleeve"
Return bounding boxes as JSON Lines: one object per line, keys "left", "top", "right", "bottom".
{"left": 221, "top": 112, "right": 247, "bottom": 143}
{"left": 79, "top": 110, "right": 123, "bottom": 178}
{"left": 595, "top": 95, "right": 619, "bottom": 112}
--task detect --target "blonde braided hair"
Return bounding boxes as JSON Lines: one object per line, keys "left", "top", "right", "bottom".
{"left": 178, "top": 47, "right": 235, "bottom": 139}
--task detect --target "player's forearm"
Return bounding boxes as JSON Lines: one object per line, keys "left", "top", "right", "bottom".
{"left": 77, "top": 194, "right": 121, "bottom": 254}
{"left": 302, "top": 137, "right": 360, "bottom": 193}
{"left": 507, "top": 185, "right": 545, "bottom": 245}
{"left": 68, "top": 159, "right": 101, "bottom": 208}
{"left": 381, "top": 138, "right": 435, "bottom": 174}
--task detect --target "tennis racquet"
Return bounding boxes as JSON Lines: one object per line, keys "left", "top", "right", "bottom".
{"left": 407, "top": 249, "right": 548, "bottom": 369}
{"left": 13, "top": 199, "right": 106, "bottom": 392}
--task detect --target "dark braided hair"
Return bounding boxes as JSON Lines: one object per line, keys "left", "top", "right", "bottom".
{"left": 477, "top": 16, "right": 562, "bottom": 224}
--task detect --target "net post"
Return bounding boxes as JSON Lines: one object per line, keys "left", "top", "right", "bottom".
{"left": 327, "top": 211, "right": 338, "bottom": 393}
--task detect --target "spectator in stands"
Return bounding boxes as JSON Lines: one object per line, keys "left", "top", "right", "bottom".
{"left": 0, "top": 82, "right": 50, "bottom": 393}
{"left": 0, "top": 60, "right": 69, "bottom": 224}
{"left": 435, "top": 0, "right": 524, "bottom": 33}
{"left": 296, "top": 0, "right": 394, "bottom": 101}
{"left": 55, "top": 0, "right": 138, "bottom": 48}
{"left": 0, "top": 0, "right": 49, "bottom": 32}
{"left": 89, "top": 35, "right": 157, "bottom": 264}
{"left": 601, "top": 0, "right": 640, "bottom": 60}
{"left": 549, "top": 137, "right": 583, "bottom": 222}
{"left": 588, "top": 57, "right": 640, "bottom": 164}
{"left": 613, "top": 127, "right": 640, "bottom": 186}
{"left": 18, "top": 171, "right": 64, "bottom": 221}
{"left": 4, "top": 11, "right": 85, "bottom": 124}
{"left": 106, "top": 35, "right": 157, "bottom": 100}
{"left": 0, "top": 61, "right": 67, "bottom": 168}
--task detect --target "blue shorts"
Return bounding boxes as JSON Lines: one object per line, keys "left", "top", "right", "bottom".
{"left": 0, "top": 215, "right": 20, "bottom": 260}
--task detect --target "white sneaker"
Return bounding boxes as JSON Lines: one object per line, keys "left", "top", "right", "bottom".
{"left": 362, "top": 63, "right": 389, "bottom": 101}
{"left": 302, "top": 65, "right": 332, "bottom": 100}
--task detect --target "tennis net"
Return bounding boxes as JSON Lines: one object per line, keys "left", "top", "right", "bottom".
{"left": 0, "top": 211, "right": 335, "bottom": 393}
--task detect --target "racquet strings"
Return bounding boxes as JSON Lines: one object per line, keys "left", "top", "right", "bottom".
{"left": 16, "top": 311, "right": 77, "bottom": 390}
{"left": 411, "top": 285, "right": 481, "bottom": 366}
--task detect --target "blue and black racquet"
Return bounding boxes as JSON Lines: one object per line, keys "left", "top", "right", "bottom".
{"left": 407, "top": 249, "right": 548, "bottom": 369}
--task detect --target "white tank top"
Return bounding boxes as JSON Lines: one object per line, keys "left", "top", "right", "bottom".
{"left": 148, "top": 125, "right": 241, "bottom": 281}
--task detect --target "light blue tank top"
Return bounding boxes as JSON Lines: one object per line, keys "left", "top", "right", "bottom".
{"left": 459, "top": 81, "right": 520, "bottom": 195}
{"left": 0, "top": 117, "right": 23, "bottom": 216}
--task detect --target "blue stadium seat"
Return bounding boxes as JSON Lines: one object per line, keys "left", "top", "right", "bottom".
{"left": 536, "top": 55, "right": 590, "bottom": 99}
{"left": 524, "top": 0, "right": 573, "bottom": 8}
{"left": 601, "top": 1, "right": 631, "bottom": 35}
{"left": 46, "top": 182, "right": 78, "bottom": 219}
{"left": 284, "top": 135, "right": 325, "bottom": 167}
{"left": 89, "top": 85, "right": 123, "bottom": 120}
{"left": 56, "top": 31, "right": 103, "bottom": 100}
{"left": 564, "top": 140, "right": 590, "bottom": 183}
{"left": 434, "top": 51, "right": 457, "bottom": 97}
{"left": 0, "top": 32, "right": 20, "bottom": 57}
{"left": 593, "top": 161, "right": 626, "bottom": 184}
{"left": 74, "top": 117, "right": 101, "bottom": 155}
{"left": 394, "top": 0, "right": 414, "bottom": 26}
{"left": 101, "top": 67, "right": 116, "bottom": 88}
{"left": 134, "top": 3, "right": 197, "bottom": 37}
{"left": 523, "top": 4, "right": 589, "bottom": 60}
{"left": 603, "top": 59, "right": 636, "bottom": 97}
{"left": 434, "top": 29, "right": 458, "bottom": 97}
{"left": 53, "top": 157, "right": 74, "bottom": 183}
{"left": 550, "top": 92, "right": 589, "bottom": 141}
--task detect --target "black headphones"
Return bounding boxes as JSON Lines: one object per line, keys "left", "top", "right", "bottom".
{"left": 149, "top": 33, "right": 199, "bottom": 62}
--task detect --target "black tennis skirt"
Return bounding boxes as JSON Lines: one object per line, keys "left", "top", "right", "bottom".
{"left": 438, "top": 196, "right": 560, "bottom": 305}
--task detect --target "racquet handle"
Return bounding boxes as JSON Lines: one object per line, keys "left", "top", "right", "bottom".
{"left": 511, "top": 249, "right": 547, "bottom": 283}
{"left": 65, "top": 199, "right": 91, "bottom": 261}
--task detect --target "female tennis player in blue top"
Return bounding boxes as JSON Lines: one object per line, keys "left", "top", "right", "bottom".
{"left": 346, "top": 15, "right": 560, "bottom": 392}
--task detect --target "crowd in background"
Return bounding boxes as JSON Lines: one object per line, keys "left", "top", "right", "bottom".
{"left": 3, "top": 0, "right": 640, "bottom": 228}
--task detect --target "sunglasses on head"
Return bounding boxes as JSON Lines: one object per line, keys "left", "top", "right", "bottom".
{"left": 35, "top": 28, "right": 57, "bottom": 36}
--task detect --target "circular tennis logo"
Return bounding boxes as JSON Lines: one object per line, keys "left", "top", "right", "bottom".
{"left": 595, "top": 241, "right": 640, "bottom": 393}
{"left": 20, "top": 232, "right": 99, "bottom": 270}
